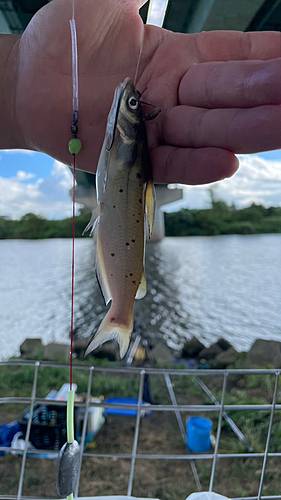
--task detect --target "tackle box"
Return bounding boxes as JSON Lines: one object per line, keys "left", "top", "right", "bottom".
{"left": 18, "top": 403, "right": 77, "bottom": 451}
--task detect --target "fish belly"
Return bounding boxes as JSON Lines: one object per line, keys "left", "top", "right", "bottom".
{"left": 98, "top": 169, "right": 145, "bottom": 321}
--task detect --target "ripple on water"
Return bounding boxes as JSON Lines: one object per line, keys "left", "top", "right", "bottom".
{"left": 0, "top": 234, "right": 281, "bottom": 359}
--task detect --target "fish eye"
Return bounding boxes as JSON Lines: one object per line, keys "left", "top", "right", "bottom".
{"left": 128, "top": 96, "right": 138, "bottom": 110}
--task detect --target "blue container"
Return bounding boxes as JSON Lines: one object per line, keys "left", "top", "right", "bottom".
{"left": 187, "top": 417, "right": 212, "bottom": 452}
{"left": 104, "top": 397, "right": 152, "bottom": 417}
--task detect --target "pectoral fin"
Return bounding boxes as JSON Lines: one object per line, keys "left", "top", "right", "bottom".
{"left": 136, "top": 268, "right": 147, "bottom": 299}
{"left": 82, "top": 203, "right": 103, "bottom": 236}
{"left": 145, "top": 180, "right": 156, "bottom": 238}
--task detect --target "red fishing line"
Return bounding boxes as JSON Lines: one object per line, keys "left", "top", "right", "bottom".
{"left": 70, "top": 154, "right": 76, "bottom": 390}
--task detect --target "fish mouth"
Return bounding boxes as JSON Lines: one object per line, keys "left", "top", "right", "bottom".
{"left": 106, "top": 78, "right": 132, "bottom": 152}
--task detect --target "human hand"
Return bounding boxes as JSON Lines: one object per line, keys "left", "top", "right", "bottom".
{"left": 7, "top": 0, "right": 281, "bottom": 184}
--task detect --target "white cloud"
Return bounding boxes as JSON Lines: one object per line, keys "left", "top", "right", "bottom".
{"left": 164, "top": 154, "right": 281, "bottom": 211}
{"left": 0, "top": 160, "right": 80, "bottom": 219}
{"left": 3, "top": 149, "right": 36, "bottom": 155}
{"left": 212, "top": 155, "right": 281, "bottom": 207}
{"left": 2, "top": 153, "right": 281, "bottom": 219}
{"left": 16, "top": 170, "right": 36, "bottom": 181}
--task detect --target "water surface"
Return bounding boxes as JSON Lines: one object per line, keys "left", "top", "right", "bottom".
{"left": 0, "top": 235, "right": 280, "bottom": 360}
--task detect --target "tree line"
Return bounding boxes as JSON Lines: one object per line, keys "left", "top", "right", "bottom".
{"left": 165, "top": 196, "right": 281, "bottom": 236}
{"left": 0, "top": 207, "right": 92, "bottom": 239}
{"left": 1, "top": 199, "right": 281, "bottom": 239}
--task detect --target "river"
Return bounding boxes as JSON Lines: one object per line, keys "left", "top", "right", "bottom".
{"left": 0, "top": 234, "right": 280, "bottom": 360}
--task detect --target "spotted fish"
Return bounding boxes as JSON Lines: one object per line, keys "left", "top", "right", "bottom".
{"left": 84, "top": 77, "right": 156, "bottom": 358}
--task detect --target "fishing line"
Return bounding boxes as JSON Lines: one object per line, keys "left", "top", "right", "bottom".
{"left": 133, "top": 26, "right": 144, "bottom": 85}
{"left": 69, "top": 0, "right": 81, "bottom": 396}
{"left": 68, "top": 0, "right": 82, "bottom": 392}
{"left": 134, "top": 21, "right": 160, "bottom": 121}
{"left": 70, "top": 155, "right": 75, "bottom": 391}
{"left": 70, "top": 17, "right": 79, "bottom": 117}
{"left": 56, "top": 0, "right": 81, "bottom": 498}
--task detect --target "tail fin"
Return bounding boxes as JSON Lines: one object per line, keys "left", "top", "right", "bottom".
{"left": 84, "top": 309, "right": 133, "bottom": 359}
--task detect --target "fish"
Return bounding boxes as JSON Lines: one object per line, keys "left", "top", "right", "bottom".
{"left": 83, "top": 77, "right": 157, "bottom": 359}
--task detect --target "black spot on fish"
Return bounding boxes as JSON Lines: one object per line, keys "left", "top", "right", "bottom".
{"left": 132, "top": 280, "right": 136, "bottom": 285}
{"left": 132, "top": 214, "right": 135, "bottom": 217}
{"left": 119, "top": 189, "right": 123, "bottom": 193}
{"left": 130, "top": 273, "right": 133, "bottom": 276}
{"left": 111, "top": 317, "right": 115, "bottom": 322}
{"left": 132, "top": 239, "right": 135, "bottom": 243}
{"left": 136, "top": 220, "right": 139, "bottom": 223}
{"left": 126, "top": 242, "right": 130, "bottom": 246}
{"left": 113, "top": 205, "right": 116, "bottom": 208}
{"left": 125, "top": 275, "right": 128, "bottom": 278}
{"left": 139, "top": 199, "right": 142, "bottom": 203}
{"left": 111, "top": 274, "right": 113, "bottom": 276}
{"left": 119, "top": 225, "right": 121, "bottom": 227}
{"left": 111, "top": 253, "right": 115, "bottom": 257}
{"left": 136, "top": 173, "right": 141, "bottom": 179}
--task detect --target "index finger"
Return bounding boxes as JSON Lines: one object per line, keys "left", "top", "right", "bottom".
{"left": 193, "top": 30, "right": 281, "bottom": 63}
{"left": 179, "top": 58, "right": 281, "bottom": 108}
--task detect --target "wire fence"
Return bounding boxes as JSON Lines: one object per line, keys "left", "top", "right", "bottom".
{"left": 0, "top": 360, "right": 280, "bottom": 500}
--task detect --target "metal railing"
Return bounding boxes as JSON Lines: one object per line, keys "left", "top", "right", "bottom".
{"left": 0, "top": 360, "right": 280, "bottom": 500}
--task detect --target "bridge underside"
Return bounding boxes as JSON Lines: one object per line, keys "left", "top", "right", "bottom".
{"left": 1, "top": 0, "right": 281, "bottom": 34}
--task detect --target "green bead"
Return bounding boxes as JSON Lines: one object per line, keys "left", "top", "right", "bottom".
{"left": 68, "top": 138, "right": 82, "bottom": 155}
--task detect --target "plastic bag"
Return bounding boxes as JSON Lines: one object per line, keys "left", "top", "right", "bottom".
{"left": 0, "top": 421, "right": 21, "bottom": 456}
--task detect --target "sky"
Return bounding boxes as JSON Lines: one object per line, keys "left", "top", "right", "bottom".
{"left": 0, "top": 0, "right": 280, "bottom": 220}
{"left": 164, "top": 151, "right": 281, "bottom": 213}
{"left": 0, "top": 150, "right": 75, "bottom": 220}
{"left": 0, "top": 149, "right": 281, "bottom": 219}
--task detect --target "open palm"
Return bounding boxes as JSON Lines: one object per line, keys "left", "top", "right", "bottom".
{"left": 15, "top": 0, "right": 281, "bottom": 184}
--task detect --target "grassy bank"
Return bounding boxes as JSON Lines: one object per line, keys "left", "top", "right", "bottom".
{"left": 0, "top": 356, "right": 281, "bottom": 498}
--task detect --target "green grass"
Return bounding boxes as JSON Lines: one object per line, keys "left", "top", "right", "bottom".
{"left": 0, "top": 356, "right": 124, "bottom": 398}
{"left": 1, "top": 356, "right": 281, "bottom": 498}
